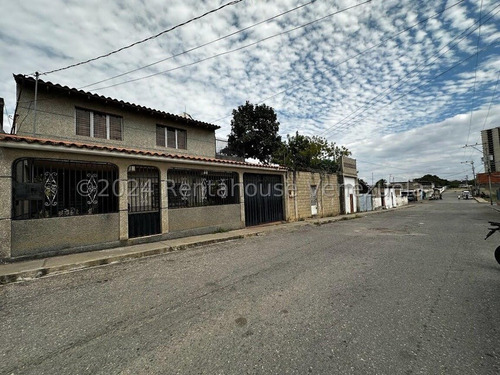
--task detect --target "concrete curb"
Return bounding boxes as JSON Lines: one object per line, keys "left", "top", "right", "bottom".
{"left": 0, "top": 234, "right": 257, "bottom": 285}
{"left": 0, "top": 204, "right": 414, "bottom": 285}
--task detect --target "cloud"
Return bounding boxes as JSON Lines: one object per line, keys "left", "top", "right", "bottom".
{"left": 0, "top": 0, "right": 498, "bottom": 183}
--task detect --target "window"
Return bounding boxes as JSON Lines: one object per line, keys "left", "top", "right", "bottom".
{"left": 167, "top": 169, "right": 239, "bottom": 208}
{"left": 12, "top": 158, "right": 119, "bottom": 220}
{"left": 156, "top": 125, "right": 187, "bottom": 149}
{"left": 75, "top": 108, "right": 122, "bottom": 140}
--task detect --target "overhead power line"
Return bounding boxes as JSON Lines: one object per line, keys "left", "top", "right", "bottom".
{"left": 318, "top": 5, "right": 500, "bottom": 138}
{"left": 88, "top": 0, "right": 373, "bottom": 92}
{"left": 479, "top": 72, "right": 500, "bottom": 131}
{"left": 37, "top": 0, "right": 245, "bottom": 76}
{"left": 468, "top": 71, "right": 500, "bottom": 160}
{"left": 325, "top": 43, "right": 498, "bottom": 137}
{"left": 80, "top": 0, "right": 317, "bottom": 90}
{"left": 209, "top": 0, "right": 467, "bottom": 124}
{"left": 464, "top": 0, "right": 484, "bottom": 158}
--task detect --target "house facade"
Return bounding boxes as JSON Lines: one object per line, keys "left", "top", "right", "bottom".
{"left": 0, "top": 75, "right": 287, "bottom": 260}
{"left": 338, "top": 156, "right": 358, "bottom": 214}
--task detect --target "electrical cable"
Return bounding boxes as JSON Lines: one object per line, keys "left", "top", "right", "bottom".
{"left": 79, "top": 0, "right": 318, "bottom": 90}
{"left": 468, "top": 71, "right": 500, "bottom": 159}
{"left": 36, "top": 0, "right": 245, "bottom": 76}
{"left": 209, "top": 0, "right": 467, "bottom": 124}
{"left": 464, "top": 0, "right": 484, "bottom": 157}
{"left": 88, "top": 1, "right": 373, "bottom": 92}
{"left": 326, "top": 43, "right": 498, "bottom": 137}
{"left": 318, "top": 5, "right": 500, "bottom": 138}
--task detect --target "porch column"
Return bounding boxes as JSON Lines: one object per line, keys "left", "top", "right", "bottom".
{"left": 239, "top": 171, "right": 245, "bottom": 227}
{"left": 118, "top": 163, "right": 128, "bottom": 241}
{"left": 161, "top": 168, "right": 169, "bottom": 234}
{"left": 0, "top": 149, "right": 11, "bottom": 258}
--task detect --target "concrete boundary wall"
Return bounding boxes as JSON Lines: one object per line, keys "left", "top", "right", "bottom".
{"left": 286, "top": 171, "right": 340, "bottom": 221}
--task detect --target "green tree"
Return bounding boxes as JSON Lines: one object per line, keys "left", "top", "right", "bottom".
{"left": 272, "top": 131, "right": 351, "bottom": 172}
{"left": 414, "top": 174, "right": 449, "bottom": 187}
{"left": 358, "top": 178, "right": 371, "bottom": 193}
{"left": 227, "top": 101, "right": 282, "bottom": 163}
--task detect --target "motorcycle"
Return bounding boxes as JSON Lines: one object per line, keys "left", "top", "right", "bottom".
{"left": 485, "top": 221, "right": 500, "bottom": 264}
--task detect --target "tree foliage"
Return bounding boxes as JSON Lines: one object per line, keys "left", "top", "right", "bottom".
{"left": 272, "top": 131, "right": 351, "bottom": 173}
{"left": 358, "top": 178, "right": 371, "bottom": 193}
{"left": 227, "top": 101, "right": 282, "bottom": 163}
{"left": 414, "top": 174, "right": 449, "bottom": 187}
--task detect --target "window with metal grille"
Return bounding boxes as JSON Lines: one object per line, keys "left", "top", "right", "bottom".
{"left": 156, "top": 125, "right": 187, "bottom": 150}
{"left": 75, "top": 107, "right": 123, "bottom": 140}
{"left": 12, "top": 158, "right": 119, "bottom": 220}
{"left": 167, "top": 169, "right": 239, "bottom": 208}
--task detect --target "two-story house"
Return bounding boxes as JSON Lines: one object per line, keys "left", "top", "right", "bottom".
{"left": 0, "top": 75, "right": 287, "bottom": 260}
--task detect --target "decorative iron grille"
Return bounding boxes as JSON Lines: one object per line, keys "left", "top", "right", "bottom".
{"left": 167, "top": 169, "right": 239, "bottom": 209}
{"left": 12, "top": 158, "right": 119, "bottom": 220}
{"left": 127, "top": 165, "right": 160, "bottom": 213}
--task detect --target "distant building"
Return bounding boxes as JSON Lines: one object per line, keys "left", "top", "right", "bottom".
{"left": 481, "top": 126, "right": 500, "bottom": 172}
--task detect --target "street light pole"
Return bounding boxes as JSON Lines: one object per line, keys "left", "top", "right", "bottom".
{"left": 461, "top": 161, "right": 476, "bottom": 196}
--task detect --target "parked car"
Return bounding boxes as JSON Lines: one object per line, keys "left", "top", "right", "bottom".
{"left": 461, "top": 190, "right": 471, "bottom": 200}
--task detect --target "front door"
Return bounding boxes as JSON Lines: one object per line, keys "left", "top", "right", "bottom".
{"left": 127, "top": 165, "right": 161, "bottom": 238}
{"left": 310, "top": 185, "right": 318, "bottom": 216}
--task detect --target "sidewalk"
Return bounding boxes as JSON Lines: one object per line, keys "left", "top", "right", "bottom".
{"left": 0, "top": 205, "right": 413, "bottom": 284}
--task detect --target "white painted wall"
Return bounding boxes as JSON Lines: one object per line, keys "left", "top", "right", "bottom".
{"left": 343, "top": 176, "right": 357, "bottom": 214}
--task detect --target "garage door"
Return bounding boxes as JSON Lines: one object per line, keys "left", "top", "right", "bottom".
{"left": 244, "top": 173, "right": 284, "bottom": 226}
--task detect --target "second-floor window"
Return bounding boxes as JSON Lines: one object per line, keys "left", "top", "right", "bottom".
{"left": 76, "top": 108, "right": 122, "bottom": 140}
{"left": 156, "top": 125, "right": 187, "bottom": 149}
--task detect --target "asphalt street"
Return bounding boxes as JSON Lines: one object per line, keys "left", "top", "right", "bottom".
{"left": 1, "top": 193, "right": 500, "bottom": 374}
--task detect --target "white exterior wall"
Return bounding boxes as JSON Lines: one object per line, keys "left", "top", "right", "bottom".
{"left": 385, "top": 188, "right": 396, "bottom": 208}
{"left": 372, "top": 197, "right": 382, "bottom": 210}
{"left": 343, "top": 176, "right": 358, "bottom": 214}
{"left": 396, "top": 196, "right": 408, "bottom": 206}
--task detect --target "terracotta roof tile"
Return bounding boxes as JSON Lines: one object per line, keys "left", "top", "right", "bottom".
{"left": 0, "top": 134, "right": 287, "bottom": 171}
{"left": 14, "top": 74, "right": 220, "bottom": 131}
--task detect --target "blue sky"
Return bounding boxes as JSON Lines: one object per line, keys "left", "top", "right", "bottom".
{"left": 0, "top": 0, "right": 499, "bottom": 183}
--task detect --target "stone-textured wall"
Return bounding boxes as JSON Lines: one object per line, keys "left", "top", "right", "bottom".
{"left": 16, "top": 89, "right": 216, "bottom": 158}
{"left": 286, "top": 171, "right": 340, "bottom": 221}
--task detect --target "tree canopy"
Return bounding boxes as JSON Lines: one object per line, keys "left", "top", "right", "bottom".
{"left": 414, "top": 174, "right": 449, "bottom": 187}
{"left": 226, "top": 101, "right": 282, "bottom": 163}
{"left": 272, "top": 131, "right": 351, "bottom": 173}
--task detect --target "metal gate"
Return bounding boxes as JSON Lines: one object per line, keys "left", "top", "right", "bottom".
{"left": 127, "top": 165, "right": 161, "bottom": 238}
{"left": 244, "top": 173, "right": 284, "bottom": 226}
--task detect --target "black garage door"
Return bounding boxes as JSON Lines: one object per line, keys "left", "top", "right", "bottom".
{"left": 244, "top": 173, "right": 284, "bottom": 226}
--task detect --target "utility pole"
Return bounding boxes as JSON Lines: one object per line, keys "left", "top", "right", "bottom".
{"left": 33, "top": 71, "right": 39, "bottom": 136}
{"left": 461, "top": 161, "right": 476, "bottom": 195}
{"left": 463, "top": 143, "right": 493, "bottom": 204}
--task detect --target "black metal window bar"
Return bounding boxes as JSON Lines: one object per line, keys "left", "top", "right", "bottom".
{"left": 167, "top": 169, "right": 239, "bottom": 209}
{"left": 127, "top": 166, "right": 160, "bottom": 213}
{"left": 127, "top": 165, "right": 161, "bottom": 238}
{"left": 12, "top": 158, "right": 119, "bottom": 220}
